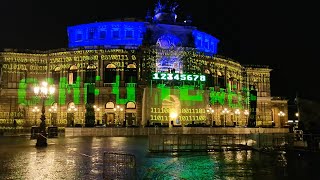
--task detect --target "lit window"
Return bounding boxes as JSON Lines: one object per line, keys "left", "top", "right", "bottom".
{"left": 105, "top": 102, "right": 115, "bottom": 109}
{"left": 100, "top": 31, "right": 106, "bottom": 39}
{"left": 76, "top": 33, "right": 82, "bottom": 41}
{"left": 53, "top": 66, "right": 61, "bottom": 84}
{"left": 217, "top": 71, "right": 222, "bottom": 76}
{"left": 69, "top": 65, "right": 78, "bottom": 84}
{"left": 197, "top": 38, "right": 202, "bottom": 46}
{"left": 88, "top": 31, "right": 94, "bottom": 40}
{"left": 85, "top": 64, "right": 97, "bottom": 83}
{"left": 127, "top": 64, "right": 136, "bottom": 68}
{"left": 112, "top": 30, "right": 120, "bottom": 39}
{"left": 204, "top": 40, "right": 209, "bottom": 49}
{"left": 106, "top": 64, "right": 117, "bottom": 68}
{"left": 126, "top": 30, "right": 133, "bottom": 38}
{"left": 139, "top": 31, "right": 143, "bottom": 38}
{"left": 126, "top": 102, "right": 136, "bottom": 109}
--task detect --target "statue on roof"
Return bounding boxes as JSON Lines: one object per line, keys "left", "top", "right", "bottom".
{"left": 170, "top": 1, "right": 179, "bottom": 13}
{"left": 154, "top": 0, "right": 179, "bottom": 14}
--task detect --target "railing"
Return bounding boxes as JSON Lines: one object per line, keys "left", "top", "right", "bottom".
{"left": 148, "top": 133, "right": 298, "bottom": 152}
{"left": 149, "top": 134, "right": 251, "bottom": 152}
{"left": 64, "top": 127, "right": 289, "bottom": 137}
{"left": 103, "top": 83, "right": 116, "bottom": 87}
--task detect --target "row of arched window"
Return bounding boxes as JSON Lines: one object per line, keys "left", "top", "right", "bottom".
{"left": 51, "top": 63, "right": 138, "bottom": 85}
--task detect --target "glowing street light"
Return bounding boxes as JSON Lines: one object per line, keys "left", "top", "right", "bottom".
{"left": 244, "top": 109, "right": 249, "bottom": 127}
{"left": 234, "top": 109, "right": 240, "bottom": 126}
{"left": 207, "top": 107, "right": 214, "bottom": 126}
{"left": 33, "top": 81, "right": 55, "bottom": 147}
{"left": 278, "top": 111, "right": 285, "bottom": 117}
{"left": 278, "top": 111, "right": 285, "bottom": 127}
{"left": 221, "top": 108, "right": 230, "bottom": 127}
{"left": 294, "top": 112, "right": 299, "bottom": 124}
{"left": 114, "top": 105, "right": 123, "bottom": 126}
{"left": 93, "top": 105, "right": 101, "bottom": 125}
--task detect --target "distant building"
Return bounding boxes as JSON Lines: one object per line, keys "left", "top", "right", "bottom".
{"left": 0, "top": 1, "right": 287, "bottom": 128}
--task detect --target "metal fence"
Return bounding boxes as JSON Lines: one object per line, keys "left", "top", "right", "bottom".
{"left": 103, "top": 152, "right": 136, "bottom": 180}
{"left": 149, "top": 133, "right": 296, "bottom": 152}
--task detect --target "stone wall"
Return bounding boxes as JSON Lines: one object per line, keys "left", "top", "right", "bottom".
{"left": 65, "top": 127, "right": 289, "bottom": 137}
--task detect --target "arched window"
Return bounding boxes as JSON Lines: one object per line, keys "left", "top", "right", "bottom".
{"left": 68, "top": 102, "right": 76, "bottom": 109}
{"left": 217, "top": 70, "right": 225, "bottom": 89}
{"left": 49, "top": 102, "right": 58, "bottom": 126}
{"left": 104, "top": 64, "right": 116, "bottom": 83}
{"left": 126, "top": 102, "right": 136, "bottom": 109}
{"left": 67, "top": 102, "right": 76, "bottom": 127}
{"left": 85, "top": 64, "right": 97, "bottom": 83}
{"left": 232, "top": 78, "right": 238, "bottom": 91}
{"left": 69, "top": 65, "right": 78, "bottom": 84}
{"left": 51, "top": 102, "right": 58, "bottom": 109}
{"left": 106, "top": 64, "right": 116, "bottom": 68}
{"left": 53, "top": 66, "right": 61, "bottom": 84}
{"left": 204, "top": 69, "right": 214, "bottom": 88}
{"left": 127, "top": 64, "right": 136, "bottom": 68}
{"left": 18, "top": 103, "right": 26, "bottom": 118}
{"left": 105, "top": 102, "right": 115, "bottom": 109}
{"left": 125, "top": 64, "right": 137, "bottom": 83}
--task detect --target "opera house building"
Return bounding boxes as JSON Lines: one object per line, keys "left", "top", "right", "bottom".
{"left": 0, "top": 2, "right": 288, "bottom": 129}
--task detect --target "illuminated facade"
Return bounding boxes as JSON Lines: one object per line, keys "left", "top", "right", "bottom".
{"left": 0, "top": 1, "right": 287, "bottom": 128}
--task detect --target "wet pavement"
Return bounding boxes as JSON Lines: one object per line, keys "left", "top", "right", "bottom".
{"left": 0, "top": 136, "right": 319, "bottom": 179}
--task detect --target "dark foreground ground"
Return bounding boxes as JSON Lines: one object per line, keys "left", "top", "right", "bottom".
{"left": 0, "top": 136, "right": 319, "bottom": 180}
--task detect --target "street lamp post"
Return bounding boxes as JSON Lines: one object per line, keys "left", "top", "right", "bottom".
{"left": 234, "top": 109, "right": 240, "bottom": 127}
{"left": 32, "top": 106, "right": 40, "bottom": 126}
{"left": 207, "top": 107, "right": 214, "bottom": 127}
{"left": 278, "top": 110, "right": 285, "bottom": 127}
{"left": 113, "top": 105, "right": 123, "bottom": 126}
{"left": 33, "top": 81, "right": 55, "bottom": 147}
{"left": 221, "top": 108, "right": 229, "bottom": 127}
{"left": 294, "top": 112, "right": 299, "bottom": 126}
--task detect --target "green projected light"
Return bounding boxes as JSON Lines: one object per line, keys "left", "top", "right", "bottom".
{"left": 152, "top": 72, "right": 206, "bottom": 82}
{"left": 112, "top": 75, "right": 136, "bottom": 105}
{"left": 17, "top": 75, "right": 136, "bottom": 107}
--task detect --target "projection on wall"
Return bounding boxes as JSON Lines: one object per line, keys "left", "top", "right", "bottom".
{"left": 144, "top": 85, "right": 209, "bottom": 126}
{"left": 155, "top": 34, "right": 183, "bottom": 73}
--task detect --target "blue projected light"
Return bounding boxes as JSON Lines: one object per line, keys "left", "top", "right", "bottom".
{"left": 157, "top": 34, "right": 181, "bottom": 49}
{"left": 156, "top": 33, "right": 183, "bottom": 73}
{"left": 67, "top": 22, "right": 146, "bottom": 48}
{"left": 67, "top": 21, "right": 220, "bottom": 55}
{"left": 192, "top": 30, "right": 219, "bottom": 55}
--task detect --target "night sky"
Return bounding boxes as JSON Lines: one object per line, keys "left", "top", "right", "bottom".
{"left": 0, "top": 0, "right": 317, "bottom": 104}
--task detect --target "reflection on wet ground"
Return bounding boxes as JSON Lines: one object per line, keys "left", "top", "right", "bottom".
{"left": 0, "top": 136, "right": 319, "bottom": 179}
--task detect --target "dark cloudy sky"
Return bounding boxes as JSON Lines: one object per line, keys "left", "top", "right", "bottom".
{"left": 0, "top": 0, "right": 318, "bottom": 103}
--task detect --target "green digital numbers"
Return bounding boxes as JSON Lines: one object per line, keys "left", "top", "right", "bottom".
{"left": 152, "top": 72, "right": 206, "bottom": 82}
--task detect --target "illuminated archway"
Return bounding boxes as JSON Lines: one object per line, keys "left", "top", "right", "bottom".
{"left": 68, "top": 65, "right": 78, "bottom": 84}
